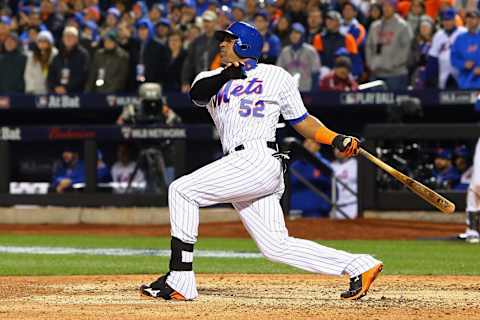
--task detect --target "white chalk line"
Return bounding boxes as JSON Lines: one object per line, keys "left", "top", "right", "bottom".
{"left": 0, "top": 246, "right": 262, "bottom": 258}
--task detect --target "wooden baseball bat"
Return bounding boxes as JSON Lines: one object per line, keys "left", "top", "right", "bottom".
{"left": 359, "top": 148, "right": 456, "bottom": 214}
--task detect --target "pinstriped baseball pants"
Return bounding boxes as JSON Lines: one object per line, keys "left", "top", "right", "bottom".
{"left": 166, "top": 141, "right": 381, "bottom": 300}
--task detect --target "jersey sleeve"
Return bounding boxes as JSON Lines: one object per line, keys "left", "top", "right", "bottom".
{"left": 191, "top": 68, "right": 224, "bottom": 107}
{"left": 278, "top": 69, "right": 309, "bottom": 123}
{"left": 428, "top": 31, "right": 442, "bottom": 58}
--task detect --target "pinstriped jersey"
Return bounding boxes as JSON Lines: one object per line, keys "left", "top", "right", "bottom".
{"left": 191, "top": 62, "right": 308, "bottom": 154}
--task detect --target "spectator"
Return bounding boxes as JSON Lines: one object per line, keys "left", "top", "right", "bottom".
{"left": 287, "top": 0, "right": 308, "bottom": 26}
{"left": 0, "top": 32, "right": 27, "bottom": 93}
{"left": 313, "top": 11, "right": 361, "bottom": 77}
{"left": 273, "top": 14, "right": 292, "bottom": 47}
{"left": 39, "top": 0, "right": 64, "bottom": 40}
{"left": 306, "top": 7, "right": 323, "bottom": 45}
{"left": 86, "top": 30, "right": 129, "bottom": 93}
{"left": 51, "top": 147, "right": 85, "bottom": 193}
{"left": 454, "top": 145, "right": 472, "bottom": 191}
{"left": 277, "top": 22, "right": 320, "bottom": 92}
{"left": 365, "top": 3, "right": 383, "bottom": 31}
{"left": 450, "top": 10, "right": 480, "bottom": 89}
{"left": 408, "top": 16, "right": 435, "bottom": 88}
{"left": 340, "top": 2, "right": 367, "bottom": 49}
{"left": 24, "top": 30, "right": 58, "bottom": 94}
{"left": 47, "top": 26, "right": 89, "bottom": 94}
{"left": 178, "top": 2, "right": 197, "bottom": 33}
{"left": 164, "top": 30, "right": 187, "bottom": 92}
{"left": 407, "top": 0, "right": 430, "bottom": 34}
{"left": 132, "top": 1, "right": 148, "bottom": 22}
{"left": 183, "top": 24, "right": 201, "bottom": 49}
{"left": 111, "top": 143, "right": 146, "bottom": 194}
{"left": 432, "top": 148, "right": 460, "bottom": 189}
{"left": 289, "top": 139, "right": 333, "bottom": 218}
{"left": 66, "top": 12, "right": 85, "bottom": 31}
{"left": 154, "top": 18, "right": 171, "bottom": 46}
{"left": 0, "top": 15, "right": 12, "bottom": 53}
{"left": 83, "top": 5, "right": 101, "bottom": 24}
{"left": 253, "top": 11, "right": 281, "bottom": 64}
{"left": 132, "top": 18, "right": 170, "bottom": 87}
{"left": 181, "top": 10, "right": 219, "bottom": 93}
{"left": 331, "top": 148, "right": 358, "bottom": 219}
{"left": 320, "top": 55, "right": 358, "bottom": 91}
{"left": 365, "top": 0, "right": 413, "bottom": 90}
{"left": 100, "top": 7, "right": 121, "bottom": 38}
{"left": 96, "top": 149, "right": 112, "bottom": 183}
{"left": 426, "top": 7, "right": 466, "bottom": 89}
{"left": 245, "top": 0, "right": 259, "bottom": 23}
{"left": 217, "top": 5, "right": 233, "bottom": 29}
{"left": 231, "top": 3, "right": 247, "bottom": 22}
{"left": 148, "top": 4, "right": 164, "bottom": 25}
{"left": 80, "top": 20, "right": 100, "bottom": 57}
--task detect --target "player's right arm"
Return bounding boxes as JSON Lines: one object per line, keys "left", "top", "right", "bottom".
{"left": 189, "top": 62, "right": 246, "bottom": 107}
{"left": 277, "top": 68, "right": 359, "bottom": 157}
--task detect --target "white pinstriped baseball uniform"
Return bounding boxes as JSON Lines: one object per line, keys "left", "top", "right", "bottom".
{"left": 166, "top": 61, "right": 381, "bottom": 299}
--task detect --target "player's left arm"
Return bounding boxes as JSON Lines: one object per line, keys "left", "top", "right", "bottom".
{"left": 292, "top": 115, "right": 360, "bottom": 157}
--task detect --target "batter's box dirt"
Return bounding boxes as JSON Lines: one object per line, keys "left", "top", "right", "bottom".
{"left": 0, "top": 274, "right": 479, "bottom": 320}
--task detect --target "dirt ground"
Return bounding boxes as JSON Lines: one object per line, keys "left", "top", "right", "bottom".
{"left": 0, "top": 274, "right": 479, "bottom": 320}
{"left": 0, "top": 218, "right": 465, "bottom": 239}
{"left": 0, "top": 219, "right": 471, "bottom": 319}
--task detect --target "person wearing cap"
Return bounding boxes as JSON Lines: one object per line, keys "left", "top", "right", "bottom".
{"left": 313, "top": 10, "right": 361, "bottom": 77}
{"left": 154, "top": 18, "right": 171, "bottom": 45}
{"left": 180, "top": 10, "right": 219, "bottom": 93}
{"left": 450, "top": 10, "right": 480, "bottom": 89}
{"left": 100, "top": 7, "right": 121, "bottom": 38}
{"left": 130, "top": 18, "right": 169, "bottom": 89}
{"left": 253, "top": 10, "right": 281, "bottom": 64}
{"left": 85, "top": 30, "right": 129, "bottom": 93}
{"left": 319, "top": 55, "right": 358, "bottom": 91}
{"left": 149, "top": 4, "right": 164, "bottom": 26}
{"left": 80, "top": 20, "right": 101, "bottom": 58}
{"left": 0, "top": 15, "right": 12, "bottom": 53}
{"left": 432, "top": 147, "right": 460, "bottom": 189}
{"left": 365, "top": 0, "right": 413, "bottom": 90}
{"left": 47, "top": 26, "right": 90, "bottom": 94}
{"left": 24, "top": 30, "right": 58, "bottom": 94}
{"left": 231, "top": 3, "right": 247, "bottom": 22}
{"left": 277, "top": 22, "right": 320, "bottom": 92}
{"left": 426, "top": 7, "right": 466, "bottom": 88}
{"left": 453, "top": 145, "right": 472, "bottom": 191}
{"left": 0, "top": 32, "right": 27, "bottom": 93}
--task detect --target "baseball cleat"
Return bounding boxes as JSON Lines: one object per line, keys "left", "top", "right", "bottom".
{"left": 341, "top": 263, "right": 383, "bottom": 300}
{"left": 139, "top": 272, "right": 186, "bottom": 301}
{"left": 466, "top": 236, "right": 480, "bottom": 244}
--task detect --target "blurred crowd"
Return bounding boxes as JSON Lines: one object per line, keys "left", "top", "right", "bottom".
{"left": 0, "top": 0, "right": 479, "bottom": 95}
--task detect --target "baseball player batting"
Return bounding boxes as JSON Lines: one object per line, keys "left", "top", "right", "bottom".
{"left": 140, "top": 21, "right": 383, "bottom": 301}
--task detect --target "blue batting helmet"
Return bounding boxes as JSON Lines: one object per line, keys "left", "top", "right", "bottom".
{"left": 214, "top": 21, "right": 263, "bottom": 60}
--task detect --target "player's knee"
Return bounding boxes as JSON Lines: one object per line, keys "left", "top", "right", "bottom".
{"left": 168, "top": 177, "right": 193, "bottom": 201}
{"left": 258, "top": 238, "right": 289, "bottom": 262}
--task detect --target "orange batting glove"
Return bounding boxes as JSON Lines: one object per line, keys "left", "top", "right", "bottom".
{"left": 332, "top": 135, "right": 360, "bottom": 157}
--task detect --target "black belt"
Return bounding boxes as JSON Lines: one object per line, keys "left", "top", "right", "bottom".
{"left": 228, "top": 141, "right": 278, "bottom": 155}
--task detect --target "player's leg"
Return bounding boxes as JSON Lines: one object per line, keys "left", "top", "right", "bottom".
{"left": 140, "top": 149, "right": 282, "bottom": 300}
{"left": 233, "top": 194, "right": 383, "bottom": 299}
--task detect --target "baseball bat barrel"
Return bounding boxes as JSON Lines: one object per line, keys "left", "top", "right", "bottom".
{"left": 358, "top": 148, "right": 455, "bottom": 214}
